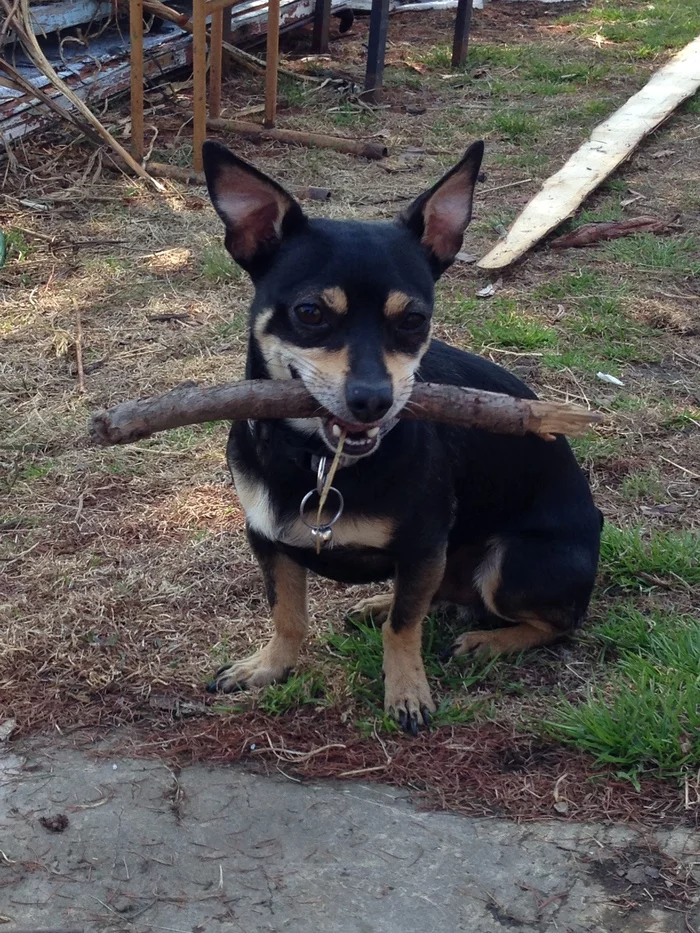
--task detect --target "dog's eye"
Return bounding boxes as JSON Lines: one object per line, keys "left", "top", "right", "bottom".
{"left": 294, "top": 302, "right": 325, "bottom": 327}
{"left": 399, "top": 311, "right": 427, "bottom": 332}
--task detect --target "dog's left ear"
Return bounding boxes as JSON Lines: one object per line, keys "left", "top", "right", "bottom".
{"left": 202, "top": 140, "right": 306, "bottom": 275}
{"left": 398, "top": 141, "right": 484, "bottom": 278}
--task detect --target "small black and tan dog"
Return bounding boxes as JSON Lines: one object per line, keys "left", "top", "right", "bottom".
{"left": 202, "top": 139, "right": 602, "bottom": 734}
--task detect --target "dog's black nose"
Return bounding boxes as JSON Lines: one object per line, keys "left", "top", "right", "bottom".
{"left": 346, "top": 379, "right": 393, "bottom": 423}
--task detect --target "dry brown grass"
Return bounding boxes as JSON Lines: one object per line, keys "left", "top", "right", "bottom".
{"left": 1, "top": 1, "right": 699, "bottom": 823}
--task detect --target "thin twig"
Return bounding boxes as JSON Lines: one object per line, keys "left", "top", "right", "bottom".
{"left": 75, "top": 306, "right": 85, "bottom": 393}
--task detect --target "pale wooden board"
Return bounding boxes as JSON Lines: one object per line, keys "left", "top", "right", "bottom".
{"left": 478, "top": 35, "right": 700, "bottom": 271}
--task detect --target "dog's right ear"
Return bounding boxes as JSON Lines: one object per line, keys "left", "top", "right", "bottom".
{"left": 202, "top": 141, "right": 306, "bottom": 274}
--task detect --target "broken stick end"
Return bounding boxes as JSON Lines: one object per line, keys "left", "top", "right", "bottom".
{"left": 531, "top": 402, "right": 606, "bottom": 439}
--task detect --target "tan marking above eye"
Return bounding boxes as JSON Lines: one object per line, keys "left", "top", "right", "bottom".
{"left": 384, "top": 290, "right": 412, "bottom": 319}
{"left": 321, "top": 287, "right": 348, "bottom": 315}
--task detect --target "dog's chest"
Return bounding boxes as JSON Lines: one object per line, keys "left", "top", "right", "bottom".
{"left": 232, "top": 468, "right": 395, "bottom": 550}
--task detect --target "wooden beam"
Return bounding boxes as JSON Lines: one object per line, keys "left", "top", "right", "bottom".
{"left": 478, "top": 35, "right": 700, "bottom": 271}
{"left": 363, "top": 0, "right": 390, "bottom": 103}
{"left": 209, "top": 5, "right": 224, "bottom": 119}
{"left": 312, "top": 0, "right": 332, "bottom": 54}
{"left": 451, "top": 0, "right": 473, "bottom": 68}
{"left": 192, "top": 0, "right": 207, "bottom": 172}
{"left": 129, "top": 0, "right": 144, "bottom": 162}
{"left": 222, "top": 3, "right": 233, "bottom": 76}
{"left": 264, "top": 0, "right": 281, "bottom": 128}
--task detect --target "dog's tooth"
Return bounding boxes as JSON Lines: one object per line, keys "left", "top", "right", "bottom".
{"left": 366, "top": 427, "right": 380, "bottom": 438}
{"left": 332, "top": 423, "right": 342, "bottom": 438}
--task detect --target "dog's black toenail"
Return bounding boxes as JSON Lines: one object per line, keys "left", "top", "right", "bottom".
{"left": 421, "top": 707, "right": 431, "bottom": 727}
{"left": 439, "top": 646, "right": 454, "bottom": 662}
{"left": 398, "top": 709, "right": 408, "bottom": 731}
{"left": 409, "top": 712, "right": 419, "bottom": 737}
{"left": 206, "top": 680, "right": 219, "bottom": 693}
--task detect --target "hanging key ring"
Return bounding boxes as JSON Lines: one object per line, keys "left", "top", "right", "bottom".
{"left": 299, "top": 486, "right": 344, "bottom": 531}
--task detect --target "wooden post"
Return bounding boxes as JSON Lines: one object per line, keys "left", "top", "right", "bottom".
{"left": 363, "top": 0, "right": 390, "bottom": 103}
{"left": 129, "top": 0, "right": 144, "bottom": 162}
{"left": 311, "top": 0, "right": 332, "bottom": 54}
{"left": 264, "top": 0, "right": 280, "bottom": 128}
{"left": 222, "top": 4, "right": 233, "bottom": 76}
{"left": 192, "top": 0, "right": 207, "bottom": 172}
{"left": 451, "top": 0, "right": 473, "bottom": 68}
{"left": 210, "top": 6, "right": 224, "bottom": 118}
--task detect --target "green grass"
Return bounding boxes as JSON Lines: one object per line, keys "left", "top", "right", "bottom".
{"left": 536, "top": 270, "right": 601, "bottom": 299}
{"left": 259, "top": 670, "right": 328, "bottom": 715}
{"left": 600, "top": 524, "right": 700, "bottom": 588}
{"left": 3, "top": 230, "right": 33, "bottom": 262}
{"left": 470, "top": 310, "right": 557, "bottom": 350}
{"left": 570, "top": 433, "right": 624, "bottom": 465}
{"left": 561, "top": 0, "right": 700, "bottom": 53}
{"left": 662, "top": 408, "right": 700, "bottom": 431}
{"left": 200, "top": 242, "right": 240, "bottom": 284}
{"left": 487, "top": 110, "right": 543, "bottom": 143}
{"left": 330, "top": 103, "right": 374, "bottom": 128}
{"left": 536, "top": 272, "right": 659, "bottom": 367}
{"left": 601, "top": 234, "right": 700, "bottom": 277}
{"left": 620, "top": 468, "right": 665, "bottom": 501}
{"left": 326, "top": 618, "right": 496, "bottom": 728}
{"left": 544, "top": 606, "right": 700, "bottom": 785}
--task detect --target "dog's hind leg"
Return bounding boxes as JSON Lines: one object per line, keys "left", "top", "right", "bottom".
{"left": 347, "top": 592, "right": 393, "bottom": 625}
{"left": 208, "top": 538, "right": 308, "bottom": 693}
{"left": 446, "top": 535, "right": 596, "bottom": 658}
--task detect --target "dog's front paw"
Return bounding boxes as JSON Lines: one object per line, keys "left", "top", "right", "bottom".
{"left": 384, "top": 669, "right": 435, "bottom": 737}
{"left": 347, "top": 593, "right": 393, "bottom": 625}
{"left": 206, "top": 637, "right": 298, "bottom": 693}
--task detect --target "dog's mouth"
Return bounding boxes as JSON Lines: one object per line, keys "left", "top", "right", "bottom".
{"left": 287, "top": 364, "right": 387, "bottom": 458}
{"left": 319, "top": 415, "right": 381, "bottom": 457}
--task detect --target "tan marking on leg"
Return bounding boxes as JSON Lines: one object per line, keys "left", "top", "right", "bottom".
{"left": 382, "top": 554, "right": 445, "bottom": 727}
{"left": 321, "top": 287, "right": 348, "bottom": 315}
{"left": 211, "top": 554, "right": 308, "bottom": 691}
{"left": 348, "top": 592, "right": 393, "bottom": 624}
{"left": 384, "top": 290, "right": 411, "bottom": 319}
{"left": 451, "top": 616, "right": 560, "bottom": 657}
{"left": 383, "top": 621, "right": 435, "bottom": 722}
{"left": 473, "top": 539, "right": 505, "bottom": 615}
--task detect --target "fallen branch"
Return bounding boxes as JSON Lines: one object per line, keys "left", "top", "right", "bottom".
{"left": 89, "top": 379, "right": 603, "bottom": 447}
{"left": 550, "top": 216, "right": 678, "bottom": 249}
{"left": 147, "top": 161, "right": 331, "bottom": 199}
{"left": 207, "top": 118, "right": 388, "bottom": 160}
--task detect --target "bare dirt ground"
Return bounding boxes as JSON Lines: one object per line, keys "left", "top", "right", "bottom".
{"left": 1, "top": 0, "right": 699, "bottom": 830}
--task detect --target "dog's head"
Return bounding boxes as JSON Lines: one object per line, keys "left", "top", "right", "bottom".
{"left": 203, "top": 140, "right": 483, "bottom": 459}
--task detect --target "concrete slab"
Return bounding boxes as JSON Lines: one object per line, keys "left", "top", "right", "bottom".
{"left": 0, "top": 741, "right": 697, "bottom": 932}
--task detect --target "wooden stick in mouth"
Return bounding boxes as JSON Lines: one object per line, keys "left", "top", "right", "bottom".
{"left": 89, "top": 379, "right": 604, "bottom": 447}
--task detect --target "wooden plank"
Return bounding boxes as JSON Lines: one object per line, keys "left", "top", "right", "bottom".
{"left": 451, "top": 0, "right": 473, "bottom": 68}
{"left": 14, "top": 0, "right": 112, "bottom": 39}
{"left": 478, "top": 35, "right": 700, "bottom": 271}
{"left": 311, "top": 0, "right": 332, "bottom": 53}
{"left": 264, "top": 0, "right": 281, "bottom": 127}
{"left": 209, "top": 5, "right": 224, "bottom": 119}
{"left": 192, "top": 0, "right": 207, "bottom": 172}
{"left": 363, "top": 0, "right": 390, "bottom": 102}
{"left": 129, "top": 0, "right": 144, "bottom": 162}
